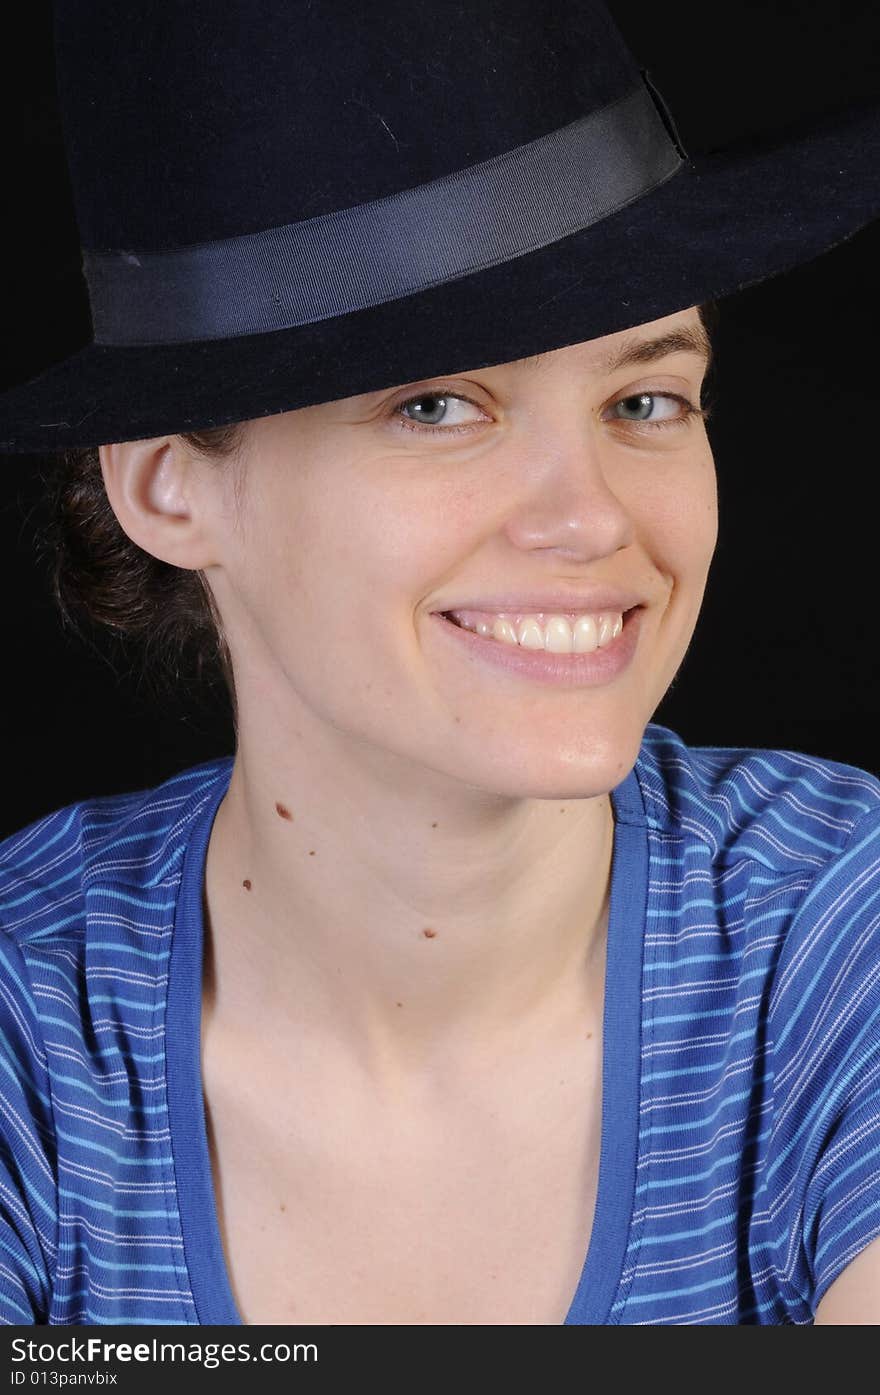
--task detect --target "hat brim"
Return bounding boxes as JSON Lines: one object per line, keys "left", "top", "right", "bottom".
{"left": 1, "top": 96, "right": 877, "bottom": 454}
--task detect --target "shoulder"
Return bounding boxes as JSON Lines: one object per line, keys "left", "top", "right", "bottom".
{"left": 634, "top": 726, "right": 880, "bottom": 1317}
{"left": 0, "top": 757, "right": 231, "bottom": 1321}
{"left": 762, "top": 804, "right": 880, "bottom": 1314}
{"left": 0, "top": 753, "right": 232, "bottom": 1114}
{"left": 636, "top": 720, "right": 880, "bottom": 874}
{"left": 635, "top": 721, "right": 880, "bottom": 1038}
{"left": 0, "top": 755, "right": 233, "bottom": 1114}
{"left": 0, "top": 756, "right": 233, "bottom": 954}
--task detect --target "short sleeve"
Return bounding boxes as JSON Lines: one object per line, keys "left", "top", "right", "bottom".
{"left": 766, "top": 808, "right": 880, "bottom": 1318}
{"left": 0, "top": 933, "right": 58, "bottom": 1324}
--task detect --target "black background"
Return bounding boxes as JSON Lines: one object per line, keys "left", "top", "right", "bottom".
{"left": 0, "top": 2, "right": 877, "bottom": 838}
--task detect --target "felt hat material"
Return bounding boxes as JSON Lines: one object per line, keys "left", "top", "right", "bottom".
{"left": 0, "top": 0, "right": 877, "bottom": 453}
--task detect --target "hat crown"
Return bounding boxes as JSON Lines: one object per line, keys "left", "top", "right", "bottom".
{"left": 53, "top": 0, "right": 643, "bottom": 252}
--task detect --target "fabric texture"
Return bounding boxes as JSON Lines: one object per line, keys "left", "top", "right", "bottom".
{"left": 1, "top": 722, "right": 878, "bottom": 1325}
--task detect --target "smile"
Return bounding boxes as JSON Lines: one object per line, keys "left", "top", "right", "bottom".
{"left": 432, "top": 606, "right": 644, "bottom": 688}
{"left": 446, "top": 609, "right": 624, "bottom": 653}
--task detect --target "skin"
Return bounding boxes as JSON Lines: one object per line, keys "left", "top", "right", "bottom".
{"left": 99, "top": 304, "right": 718, "bottom": 1084}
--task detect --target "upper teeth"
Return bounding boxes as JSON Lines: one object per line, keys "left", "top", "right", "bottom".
{"left": 449, "top": 610, "right": 625, "bottom": 653}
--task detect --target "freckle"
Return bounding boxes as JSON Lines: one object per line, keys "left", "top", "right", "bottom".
{"left": 280, "top": 1202, "right": 286, "bottom": 1212}
{"left": 396, "top": 1001, "right": 403, "bottom": 1007}
{"left": 422, "top": 928, "right": 437, "bottom": 939}
{"left": 585, "top": 1031, "right": 593, "bottom": 1040}
{"left": 431, "top": 822, "right": 438, "bottom": 828}
{"left": 242, "top": 879, "right": 252, "bottom": 891}
{"left": 275, "top": 802, "right": 293, "bottom": 820}
{"left": 453, "top": 715, "right": 461, "bottom": 724}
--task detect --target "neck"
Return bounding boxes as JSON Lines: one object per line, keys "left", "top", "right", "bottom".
{"left": 202, "top": 710, "right": 615, "bottom": 1081}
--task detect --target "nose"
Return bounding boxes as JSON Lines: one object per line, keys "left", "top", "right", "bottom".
{"left": 501, "top": 426, "right": 636, "bottom": 564}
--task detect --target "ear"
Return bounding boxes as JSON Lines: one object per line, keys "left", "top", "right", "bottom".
{"left": 98, "top": 436, "right": 219, "bottom": 570}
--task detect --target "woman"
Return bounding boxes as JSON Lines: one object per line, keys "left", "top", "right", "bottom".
{"left": 0, "top": 1, "right": 878, "bottom": 1325}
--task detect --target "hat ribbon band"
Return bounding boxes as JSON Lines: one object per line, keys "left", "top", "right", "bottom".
{"left": 83, "top": 76, "right": 685, "bottom": 348}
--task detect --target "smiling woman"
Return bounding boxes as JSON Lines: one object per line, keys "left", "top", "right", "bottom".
{"left": 37, "top": 302, "right": 719, "bottom": 727}
{"left": 0, "top": 0, "right": 879, "bottom": 1331}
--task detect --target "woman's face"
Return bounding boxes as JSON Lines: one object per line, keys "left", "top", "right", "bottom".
{"left": 204, "top": 305, "right": 718, "bottom": 801}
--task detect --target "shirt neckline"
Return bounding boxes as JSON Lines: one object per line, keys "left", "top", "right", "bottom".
{"left": 165, "top": 758, "right": 649, "bottom": 1326}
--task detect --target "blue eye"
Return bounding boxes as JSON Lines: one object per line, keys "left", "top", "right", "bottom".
{"left": 389, "top": 387, "right": 708, "bottom": 436}
{"left": 393, "top": 390, "right": 486, "bottom": 435}
{"left": 611, "top": 392, "right": 704, "bottom": 430}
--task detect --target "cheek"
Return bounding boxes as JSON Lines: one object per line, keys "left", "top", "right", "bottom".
{"left": 689, "top": 454, "right": 719, "bottom": 560}
{"left": 229, "top": 479, "right": 442, "bottom": 663}
{"left": 640, "top": 452, "right": 717, "bottom": 572}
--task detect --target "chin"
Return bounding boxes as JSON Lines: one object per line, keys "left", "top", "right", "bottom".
{"left": 465, "top": 738, "right": 643, "bottom": 802}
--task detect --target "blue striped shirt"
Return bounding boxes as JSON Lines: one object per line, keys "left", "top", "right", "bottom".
{"left": 1, "top": 722, "right": 879, "bottom": 1325}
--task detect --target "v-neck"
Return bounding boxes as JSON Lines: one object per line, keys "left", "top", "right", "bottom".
{"left": 164, "top": 759, "right": 649, "bottom": 1325}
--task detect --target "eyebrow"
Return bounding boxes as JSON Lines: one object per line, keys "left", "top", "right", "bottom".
{"left": 524, "top": 324, "right": 713, "bottom": 376}
{"left": 606, "top": 324, "right": 713, "bottom": 374}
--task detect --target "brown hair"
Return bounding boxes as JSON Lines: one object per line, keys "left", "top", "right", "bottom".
{"left": 37, "top": 300, "right": 720, "bottom": 718}
{"left": 37, "top": 420, "right": 245, "bottom": 724}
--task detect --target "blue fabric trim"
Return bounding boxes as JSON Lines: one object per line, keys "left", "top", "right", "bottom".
{"left": 563, "top": 761, "right": 648, "bottom": 1324}
{"left": 165, "top": 759, "right": 241, "bottom": 1325}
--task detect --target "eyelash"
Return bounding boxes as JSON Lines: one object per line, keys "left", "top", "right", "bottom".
{"left": 388, "top": 387, "right": 710, "bottom": 437}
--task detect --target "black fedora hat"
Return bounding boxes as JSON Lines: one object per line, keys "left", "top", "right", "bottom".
{"left": 0, "top": 0, "right": 877, "bottom": 455}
